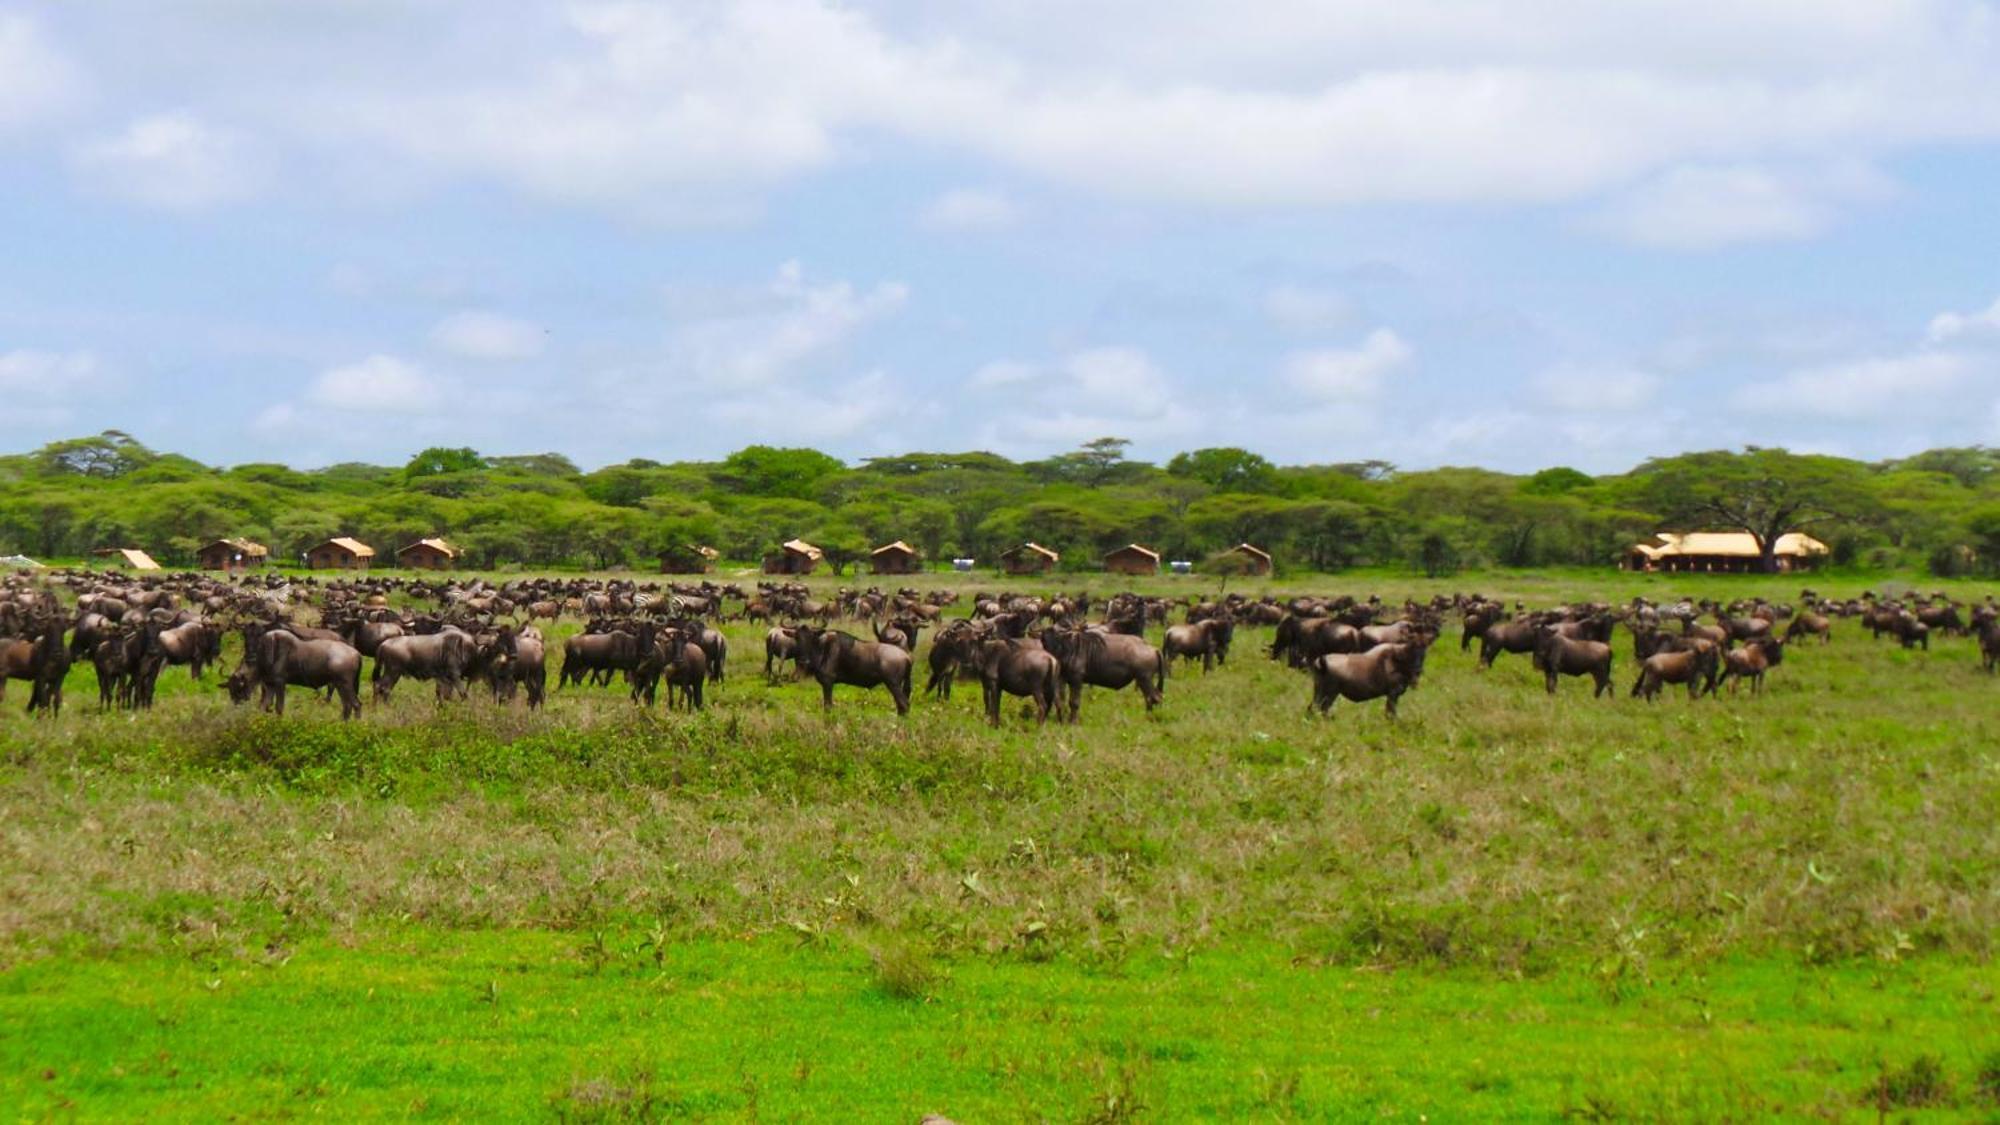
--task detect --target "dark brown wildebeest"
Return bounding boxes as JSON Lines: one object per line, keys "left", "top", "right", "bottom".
{"left": 560, "top": 626, "right": 640, "bottom": 688}
{"left": 1783, "top": 612, "right": 1832, "bottom": 644}
{"left": 1718, "top": 637, "right": 1785, "bottom": 695}
{"left": 974, "top": 638, "right": 1060, "bottom": 726}
{"left": 372, "top": 630, "right": 471, "bottom": 702}
{"left": 764, "top": 625, "right": 800, "bottom": 679}
{"left": 1980, "top": 619, "right": 2000, "bottom": 674}
{"left": 1308, "top": 640, "right": 1430, "bottom": 718}
{"left": 794, "top": 626, "right": 914, "bottom": 715}
{"left": 1631, "top": 644, "right": 1719, "bottom": 702}
{"left": 637, "top": 627, "right": 709, "bottom": 710}
{"left": 1534, "top": 629, "right": 1614, "bottom": 697}
{"left": 1163, "top": 616, "right": 1233, "bottom": 673}
{"left": 248, "top": 629, "right": 363, "bottom": 719}
{"left": 1040, "top": 626, "right": 1164, "bottom": 723}
{"left": 1478, "top": 619, "right": 1542, "bottom": 669}
{"left": 1269, "top": 615, "right": 1363, "bottom": 668}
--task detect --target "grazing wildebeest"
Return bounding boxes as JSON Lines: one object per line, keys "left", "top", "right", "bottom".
{"left": 1784, "top": 612, "right": 1832, "bottom": 644}
{"left": 1631, "top": 644, "right": 1719, "bottom": 702}
{"left": 974, "top": 638, "right": 1060, "bottom": 726}
{"left": 793, "top": 626, "right": 914, "bottom": 715}
{"left": 1308, "top": 640, "right": 1430, "bottom": 718}
{"left": 1039, "top": 627, "right": 1164, "bottom": 723}
{"left": 1534, "top": 629, "right": 1614, "bottom": 697}
{"left": 1718, "top": 637, "right": 1786, "bottom": 695}
{"left": 249, "top": 629, "right": 363, "bottom": 719}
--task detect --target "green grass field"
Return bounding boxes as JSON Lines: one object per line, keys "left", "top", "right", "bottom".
{"left": 2, "top": 568, "right": 1996, "bottom": 1119}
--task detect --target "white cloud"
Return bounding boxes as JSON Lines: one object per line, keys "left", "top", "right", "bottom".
{"left": 1281, "top": 329, "right": 1411, "bottom": 401}
{"left": 968, "top": 345, "right": 1200, "bottom": 450}
{"left": 0, "top": 349, "right": 99, "bottom": 428}
{"left": 1588, "top": 161, "right": 1891, "bottom": 250}
{"left": 1262, "top": 284, "right": 1356, "bottom": 333}
{"left": 1531, "top": 366, "right": 1660, "bottom": 412}
{"left": 262, "top": 0, "right": 2000, "bottom": 219}
{"left": 0, "top": 349, "right": 97, "bottom": 397}
{"left": 1928, "top": 296, "right": 2000, "bottom": 343}
{"left": 1731, "top": 351, "right": 1967, "bottom": 420}
{"left": 430, "top": 311, "right": 545, "bottom": 361}
{"left": 0, "top": 13, "right": 77, "bottom": 132}
{"left": 304, "top": 354, "right": 443, "bottom": 414}
{"left": 707, "top": 370, "right": 908, "bottom": 442}
{"left": 71, "top": 112, "right": 265, "bottom": 209}
{"left": 678, "top": 260, "right": 908, "bottom": 388}
{"left": 920, "top": 187, "right": 1018, "bottom": 231}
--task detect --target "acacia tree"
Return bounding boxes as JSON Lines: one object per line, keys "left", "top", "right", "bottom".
{"left": 1629, "top": 448, "right": 1877, "bottom": 573}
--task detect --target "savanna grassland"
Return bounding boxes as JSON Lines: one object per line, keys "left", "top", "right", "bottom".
{"left": 2, "top": 568, "right": 1997, "bottom": 1120}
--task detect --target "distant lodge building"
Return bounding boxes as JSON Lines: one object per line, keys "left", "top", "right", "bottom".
{"left": 763, "top": 538, "right": 823, "bottom": 576}
{"left": 307, "top": 537, "right": 375, "bottom": 571}
{"left": 1219, "top": 542, "right": 1273, "bottom": 576}
{"left": 999, "top": 542, "right": 1060, "bottom": 575}
{"left": 197, "top": 538, "right": 269, "bottom": 570}
{"left": 93, "top": 547, "right": 161, "bottom": 571}
{"left": 398, "top": 537, "right": 460, "bottom": 570}
{"left": 1103, "top": 543, "right": 1162, "bottom": 576}
{"left": 659, "top": 544, "right": 720, "bottom": 574}
{"left": 1625, "top": 531, "right": 1829, "bottom": 574}
{"left": 870, "top": 540, "right": 922, "bottom": 575}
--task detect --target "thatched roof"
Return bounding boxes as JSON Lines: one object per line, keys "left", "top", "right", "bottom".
{"left": 1631, "top": 532, "right": 1828, "bottom": 560}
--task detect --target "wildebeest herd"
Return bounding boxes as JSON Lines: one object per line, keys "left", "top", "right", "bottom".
{"left": 3, "top": 569, "right": 1998, "bottom": 722}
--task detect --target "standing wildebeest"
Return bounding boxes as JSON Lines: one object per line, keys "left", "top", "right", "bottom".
{"left": 1039, "top": 627, "right": 1165, "bottom": 723}
{"left": 1784, "top": 611, "right": 1832, "bottom": 644}
{"left": 974, "top": 638, "right": 1060, "bottom": 726}
{"left": 764, "top": 625, "right": 800, "bottom": 680}
{"left": 560, "top": 627, "right": 641, "bottom": 689}
{"left": 247, "top": 629, "right": 363, "bottom": 719}
{"left": 1979, "top": 619, "right": 2000, "bottom": 673}
{"left": 372, "top": 630, "right": 471, "bottom": 702}
{"left": 1534, "top": 629, "right": 1614, "bottom": 697}
{"left": 637, "top": 627, "right": 710, "bottom": 710}
{"left": 1308, "top": 641, "right": 1430, "bottom": 718}
{"left": 1718, "top": 636, "right": 1785, "bottom": 695}
{"left": 1269, "top": 615, "right": 1363, "bottom": 668}
{"left": 1478, "top": 618, "right": 1543, "bottom": 669}
{"left": 23, "top": 621, "right": 71, "bottom": 716}
{"left": 923, "top": 620, "right": 984, "bottom": 700}
{"left": 793, "top": 626, "right": 914, "bottom": 715}
{"left": 493, "top": 626, "right": 546, "bottom": 708}
{"left": 93, "top": 627, "right": 146, "bottom": 710}
{"left": 1631, "top": 644, "right": 1719, "bottom": 702}
{"left": 1163, "top": 617, "right": 1233, "bottom": 674}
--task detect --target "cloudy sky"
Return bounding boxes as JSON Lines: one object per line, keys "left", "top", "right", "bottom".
{"left": 4, "top": 1, "right": 2000, "bottom": 472}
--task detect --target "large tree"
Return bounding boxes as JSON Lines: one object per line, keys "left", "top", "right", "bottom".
{"left": 1628, "top": 448, "right": 1877, "bottom": 573}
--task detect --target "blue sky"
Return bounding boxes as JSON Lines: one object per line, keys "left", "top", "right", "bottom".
{"left": 3, "top": 1, "right": 2000, "bottom": 473}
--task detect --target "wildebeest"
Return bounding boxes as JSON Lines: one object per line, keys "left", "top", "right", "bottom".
{"left": 1718, "top": 637, "right": 1785, "bottom": 695}
{"left": 372, "top": 630, "right": 471, "bottom": 702}
{"left": 974, "top": 637, "right": 1060, "bottom": 726}
{"left": 1631, "top": 644, "right": 1719, "bottom": 702}
{"left": 560, "top": 627, "right": 641, "bottom": 689}
{"left": 1163, "top": 617, "right": 1233, "bottom": 673}
{"left": 1478, "top": 619, "right": 1542, "bottom": 669}
{"left": 1039, "top": 627, "right": 1165, "bottom": 723}
{"left": 1308, "top": 641, "right": 1430, "bottom": 717}
{"left": 245, "top": 629, "right": 364, "bottom": 719}
{"left": 794, "top": 626, "right": 913, "bottom": 715}
{"left": 1534, "top": 629, "right": 1614, "bottom": 697}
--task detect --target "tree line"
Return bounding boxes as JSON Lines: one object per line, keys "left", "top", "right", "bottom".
{"left": 5, "top": 431, "right": 2000, "bottom": 575}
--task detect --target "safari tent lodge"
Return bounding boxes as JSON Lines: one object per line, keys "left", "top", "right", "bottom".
{"left": 197, "top": 538, "right": 268, "bottom": 570}
{"left": 93, "top": 547, "right": 161, "bottom": 571}
{"left": 870, "top": 540, "right": 922, "bottom": 575}
{"left": 1220, "top": 542, "right": 1273, "bottom": 576}
{"left": 999, "top": 542, "right": 1059, "bottom": 575}
{"left": 659, "top": 544, "right": 720, "bottom": 574}
{"left": 307, "top": 537, "right": 375, "bottom": 571}
{"left": 1103, "top": 543, "right": 1162, "bottom": 576}
{"left": 397, "top": 537, "right": 460, "bottom": 570}
{"left": 1625, "top": 531, "right": 1829, "bottom": 574}
{"left": 763, "top": 538, "right": 823, "bottom": 576}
